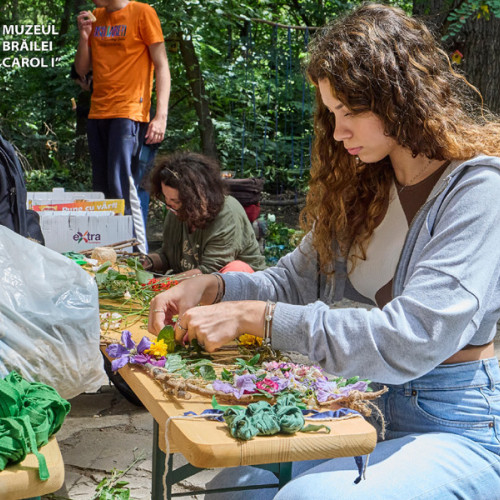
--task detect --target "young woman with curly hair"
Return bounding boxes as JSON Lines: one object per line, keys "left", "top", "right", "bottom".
{"left": 142, "top": 151, "right": 266, "bottom": 276}
{"left": 148, "top": 4, "right": 500, "bottom": 498}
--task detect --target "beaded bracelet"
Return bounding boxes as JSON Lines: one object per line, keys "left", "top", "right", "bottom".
{"left": 264, "top": 300, "right": 276, "bottom": 345}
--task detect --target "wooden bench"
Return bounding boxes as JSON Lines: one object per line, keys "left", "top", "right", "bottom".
{"left": 0, "top": 436, "right": 65, "bottom": 500}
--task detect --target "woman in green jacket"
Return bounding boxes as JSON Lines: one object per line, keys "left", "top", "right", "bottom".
{"left": 142, "top": 151, "right": 266, "bottom": 276}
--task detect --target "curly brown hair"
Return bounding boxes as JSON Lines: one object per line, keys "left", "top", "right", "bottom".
{"left": 149, "top": 151, "right": 226, "bottom": 229}
{"left": 303, "top": 3, "right": 500, "bottom": 274}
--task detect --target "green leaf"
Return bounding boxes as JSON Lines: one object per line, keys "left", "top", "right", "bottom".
{"left": 107, "top": 269, "right": 121, "bottom": 278}
{"left": 136, "top": 269, "right": 154, "bottom": 285}
{"left": 163, "top": 354, "right": 186, "bottom": 372}
{"left": 158, "top": 325, "right": 176, "bottom": 353}
{"left": 235, "top": 357, "right": 247, "bottom": 367}
{"left": 247, "top": 354, "right": 261, "bottom": 366}
{"left": 344, "top": 376, "right": 359, "bottom": 386}
{"left": 95, "top": 273, "right": 107, "bottom": 286}
{"left": 178, "top": 368, "right": 194, "bottom": 378}
{"left": 96, "top": 261, "right": 112, "bottom": 273}
{"left": 255, "top": 388, "right": 273, "bottom": 398}
{"left": 221, "top": 368, "right": 233, "bottom": 381}
{"left": 301, "top": 424, "right": 331, "bottom": 434}
{"left": 126, "top": 257, "right": 143, "bottom": 269}
{"left": 211, "top": 395, "right": 244, "bottom": 411}
{"left": 96, "top": 477, "right": 108, "bottom": 488}
{"left": 199, "top": 364, "right": 217, "bottom": 381}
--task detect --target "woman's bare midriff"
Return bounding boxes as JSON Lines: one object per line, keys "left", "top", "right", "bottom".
{"left": 441, "top": 341, "right": 495, "bottom": 364}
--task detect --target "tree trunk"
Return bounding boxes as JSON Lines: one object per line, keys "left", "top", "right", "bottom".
{"left": 57, "top": 0, "right": 74, "bottom": 47}
{"left": 459, "top": 17, "right": 500, "bottom": 113}
{"left": 178, "top": 34, "right": 218, "bottom": 159}
{"left": 413, "top": 1, "right": 500, "bottom": 113}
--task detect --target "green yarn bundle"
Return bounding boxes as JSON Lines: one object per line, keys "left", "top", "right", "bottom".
{"left": 223, "top": 394, "right": 305, "bottom": 441}
{"left": 0, "top": 371, "right": 71, "bottom": 480}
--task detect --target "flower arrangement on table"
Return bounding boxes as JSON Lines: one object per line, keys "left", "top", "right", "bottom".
{"left": 106, "top": 328, "right": 386, "bottom": 415}
{"left": 95, "top": 257, "right": 185, "bottom": 335}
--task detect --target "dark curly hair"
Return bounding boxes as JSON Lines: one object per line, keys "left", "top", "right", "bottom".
{"left": 303, "top": 2, "right": 500, "bottom": 274}
{"left": 149, "top": 151, "right": 226, "bottom": 229}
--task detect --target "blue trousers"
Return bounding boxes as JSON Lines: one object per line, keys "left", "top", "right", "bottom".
{"left": 134, "top": 143, "right": 159, "bottom": 231}
{"left": 87, "top": 118, "right": 147, "bottom": 214}
{"left": 205, "top": 358, "right": 500, "bottom": 500}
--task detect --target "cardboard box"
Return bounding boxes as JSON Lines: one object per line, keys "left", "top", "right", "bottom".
{"left": 39, "top": 212, "right": 134, "bottom": 253}
{"left": 27, "top": 188, "right": 105, "bottom": 209}
{"left": 31, "top": 199, "right": 125, "bottom": 215}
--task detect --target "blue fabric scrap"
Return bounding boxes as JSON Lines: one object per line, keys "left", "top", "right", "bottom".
{"left": 302, "top": 408, "right": 361, "bottom": 419}
{"left": 183, "top": 409, "right": 225, "bottom": 422}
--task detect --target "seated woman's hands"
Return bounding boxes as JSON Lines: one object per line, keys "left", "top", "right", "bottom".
{"left": 148, "top": 274, "right": 267, "bottom": 352}
{"left": 139, "top": 254, "right": 154, "bottom": 271}
{"left": 148, "top": 274, "right": 214, "bottom": 334}
{"left": 173, "top": 301, "right": 267, "bottom": 352}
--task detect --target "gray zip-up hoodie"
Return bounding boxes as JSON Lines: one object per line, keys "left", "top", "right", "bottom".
{"left": 222, "top": 156, "right": 500, "bottom": 384}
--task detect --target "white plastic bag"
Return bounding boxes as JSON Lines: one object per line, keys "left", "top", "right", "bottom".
{"left": 0, "top": 226, "right": 105, "bottom": 398}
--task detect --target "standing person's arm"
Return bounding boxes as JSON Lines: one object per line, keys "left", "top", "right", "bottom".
{"left": 145, "top": 42, "right": 171, "bottom": 144}
{"left": 75, "top": 11, "right": 93, "bottom": 78}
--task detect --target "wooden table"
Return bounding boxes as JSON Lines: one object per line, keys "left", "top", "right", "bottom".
{"left": 101, "top": 323, "right": 377, "bottom": 499}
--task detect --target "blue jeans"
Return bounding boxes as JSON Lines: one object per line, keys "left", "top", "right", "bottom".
{"left": 205, "top": 359, "right": 500, "bottom": 499}
{"left": 87, "top": 118, "right": 147, "bottom": 214}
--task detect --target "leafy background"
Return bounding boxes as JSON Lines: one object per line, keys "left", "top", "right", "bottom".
{"left": 1, "top": 0, "right": 499, "bottom": 195}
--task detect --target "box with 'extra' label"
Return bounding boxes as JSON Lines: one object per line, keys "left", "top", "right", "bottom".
{"left": 38, "top": 211, "right": 134, "bottom": 253}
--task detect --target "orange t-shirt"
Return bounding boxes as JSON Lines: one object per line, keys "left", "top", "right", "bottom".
{"left": 88, "top": 1, "right": 164, "bottom": 122}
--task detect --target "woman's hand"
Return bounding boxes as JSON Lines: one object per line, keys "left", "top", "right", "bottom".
{"left": 174, "top": 300, "right": 267, "bottom": 352}
{"left": 148, "top": 274, "right": 219, "bottom": 334}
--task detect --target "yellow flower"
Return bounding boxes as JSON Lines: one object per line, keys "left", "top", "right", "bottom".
{"left": 478, "top": 4, "right": 490, "bottom": 19}
{"left": 451, "top": 50, "right": 463, "bottom": 64}
{"left": 238, "top": 334, "right": 263, "bottom": 346}
{"left": 144, "top": 339, "right": 169, "bottom": 357}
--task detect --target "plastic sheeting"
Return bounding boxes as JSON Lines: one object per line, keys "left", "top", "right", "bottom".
{"left": 0, "top": 226, "right": 105, "bottom": 399}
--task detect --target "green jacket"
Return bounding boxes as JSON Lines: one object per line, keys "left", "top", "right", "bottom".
{"left": 149, "top": 195, "right": 266, "bottom": 274}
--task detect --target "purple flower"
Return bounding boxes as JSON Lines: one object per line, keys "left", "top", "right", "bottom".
{"left": 212, "top": 380, "right": 237, "bottom": 395}
{"left": 105, "top": 330, "right": 152, "bottom": 371}
{"left": 212, "top": 374, "right": 257, "bottom": 399}
{"left": 233, "top": 374, "right": 257, "bottom": 397}
{"left": 341, "top": 381, "right": 368, "bottom": 395}
{"left": 314, "top": 379, "right": 369, "bottom": 403}
{"left": 314, "top": 379, "right": 339, "bottom": 403}
{"left": 268, "top": 376, "right": 289, "bottom": 392}
{"left": 133, "top": 353, "right": 166, "bottom": 367}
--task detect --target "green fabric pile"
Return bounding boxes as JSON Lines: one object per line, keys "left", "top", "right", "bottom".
{"left": 223, "top": 394, "right": 308, "bottom": 441}
{"left": 0, "top": 371, "right": 71, "bottom": 480}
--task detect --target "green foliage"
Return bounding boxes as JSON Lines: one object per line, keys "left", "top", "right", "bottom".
{"left": 92, "top": 450, "right": 146, "bottom": 500}
{"left": 442, "top": 0, "right": 498, "bottom": 39}
{"left": 4, "top": 0, "right": 492, "bottom": 194}
{"left": 234, "top": 353, "right": 261, "bottom": 374}
{"left": 263, "top": 215, "right": 301, "bottom": 264}
{"left": 24, "top": 160, "right": 92, "bottom": 192}
{"left": 160, "top": 0, "right": 318, "bottom": 191}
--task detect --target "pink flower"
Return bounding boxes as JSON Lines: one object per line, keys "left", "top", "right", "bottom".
{"left": 256, "top": 378, "right": 280, "bottom": 394}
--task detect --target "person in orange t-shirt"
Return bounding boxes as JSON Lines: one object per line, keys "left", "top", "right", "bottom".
{"left": 75, "top": 0, "right": 170, "bottom": 252}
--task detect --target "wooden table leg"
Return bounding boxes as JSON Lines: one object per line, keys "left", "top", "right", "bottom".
{"left": 277, "top": 462, "right": 292, "bottom": 488}
{"left": 152, "top": 420, "right": 166, "bottom": 499}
